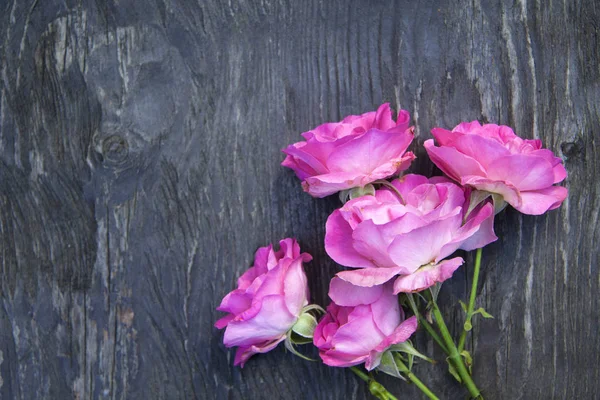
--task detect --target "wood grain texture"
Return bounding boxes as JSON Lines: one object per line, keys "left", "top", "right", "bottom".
{"left": 0, "top": 0, "right": 597, "bottom": 399}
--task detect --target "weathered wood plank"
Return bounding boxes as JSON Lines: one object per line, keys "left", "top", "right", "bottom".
{"left": 0, "top": 0, "right": 598, "bottom": 399}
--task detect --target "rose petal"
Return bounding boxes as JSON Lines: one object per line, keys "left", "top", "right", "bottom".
{"left": 452, "top": 134, "right": 511, "bottom": 169}
{"left": 457, "top": 202, "right": 498, "bottom": 252}
{"left": 329, "top": 277, "right": 384, "bottom": 306}
{"left": 303, "top": 172, "right": 364, "bottom": 197}
{"left": 436, "top": 202, "right": 496, "bottom": 261}
{"left": 452, "top": 121, "right": 483, "bottom": 135}
{"left": 460, "top": 175, "right": 522, "bottom": 209}
{"left": 431, "top": 127, "right": 465, "bottom": 146}
{"left": 216, "top": 289, "right": 252, "bottom": 316}
{"left": 215, "top": 314, "right": 235, "bottom": 330}
{"left": 330, "top": 305, "right": 386, "bottom": 355}
{"left": 370, "top": 285, "right": 401, "bottom": 336}
{"left": 396, "top": 109, "right": 411, "bottom": 132}
{"left": 351, "top": 220, "right": 401, "bottom": 268}
{"left": 327, "top": 128, "right": 413, "bottom": 175}
{"left": 486, "top": 154, "right": 556, "bottom": 191}
{"left": 387, "top": 209, "right": 462, "bottom": 272}
{"left": 336, "top": 266, "right": 407, "bottom": 287}
{"left": 393, "top": 258, "right": 464, "bottom": 293}
{"left": 325, "top": 209, "right": 378, "bottom": 268}
{"left": 283, "top": 257, "right": 309, "bottom": 316}
{"left": 233, "top": 336, "right": 286, "bottom": 367}
{"left": 390, "top": 174, "right": 430, "bottom": 198}
{"left": 223, "top": 295, "right": 296, "bottom": 347}
{"left": 282, "top": 142, "right": 329, "bottom": 175}
{"left": 515, "top": 186, "right": 568, "bottom": 215}
{"left": 373, "top": 103, "right": 397, "bottom": 131}
{"left": 424, "top": 140, "right": 487, "bottom": 182}
{"left": 319, "top": 351, "right": 369, "bottom": 368}
{"left": 373, "top": 315, "right": 418, "bottom": 353}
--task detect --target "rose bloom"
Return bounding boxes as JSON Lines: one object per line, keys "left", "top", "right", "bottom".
{"left": 282, "top": 103, "right": 415, "bottom": 197}
{"left": 325, "top": 174, "right": 497, "bottom": 293}
{"left": 215, "top": 239, "right": 311, "bottom": 366}
{"left": 424, "top": 121, "right": 568, "bottom": 215}
{"left": 313, "top": 278, "right": 417, "bottom": 369}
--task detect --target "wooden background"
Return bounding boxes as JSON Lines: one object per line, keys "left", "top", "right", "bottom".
{"left": 0, "top": 0, "right": 597, "bottom": 398}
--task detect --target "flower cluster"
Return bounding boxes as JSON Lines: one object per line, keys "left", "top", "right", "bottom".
{"left": 215, "top": 105, "right": 567, "bottom": 399}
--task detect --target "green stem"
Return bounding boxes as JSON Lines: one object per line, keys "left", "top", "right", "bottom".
{"left": 349, "top": 367, "right": 398, "bottom": 400}
{"left": 350, "top": 366, "right": 370, "bottom": 383}
{"left": 430, "top": 301, "right": 482, "bottom": 399}
{"left": 406, "top": 294, "right": 449, "bottom": 354}
{"left": 393, "top": 355, "right": 439, "bottom": 400}
{"left": 458, "top": 248, "right": 483, "bottom": 353}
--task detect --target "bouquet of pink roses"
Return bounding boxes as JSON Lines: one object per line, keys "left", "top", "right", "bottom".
{"left": 215, "top": 104, "right": 567, "bottom": 399}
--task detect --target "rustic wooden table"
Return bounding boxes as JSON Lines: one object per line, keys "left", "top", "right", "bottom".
{"left": 0, "top": 1, "right": 597, "bottom": 399}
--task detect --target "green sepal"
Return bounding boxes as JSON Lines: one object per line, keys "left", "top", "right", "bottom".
{"left": 461, "top": 350, "right": 473, "bottom": 374}
{"left": 466, "top": 190, "right": 492, "bottom": 219}
{"left": 376, "top": 351, "right": 403, "bottom": 379}
{"left": 301, "top": 304, "right": 326, "bottom": 315}
{"left": 284, "top": 335, "right": 315, "bottom": 362}
{"left": 389, "top": 341, "right": 435, "bottom": 364}
{"left": 429, "top": 283, "right": 442, "bottom": 302}
{"left": 338, "top": 189, "right": 351, "bottom": 203}
{"left": 291, "top": 312, "right": 318, "bottom": 339}
{"left": 349, "top": 184, "right": 376, "bottom": 199}
{"left": 492, "top": 193, "right": 507, "bottom": 214}
{"left": 289, "top": 330, "right": 313, "bottom": 345}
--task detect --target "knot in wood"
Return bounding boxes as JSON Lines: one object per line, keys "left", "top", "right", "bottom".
{"left": 101, "top": 135, "right": 129, "bottom": 165}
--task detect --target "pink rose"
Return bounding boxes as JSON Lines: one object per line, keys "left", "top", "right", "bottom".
{"left": 313, "top": 278, "right": 417, "bottom": 369}
{"left": 325, "top": 174, "right": 497, "bottom": 293}
{"left": 424, "top": 121, "right": 568, "bottom": 215}
{"left": 282, "top": 103, "right": 415, "bottom": 197}
{"left": 215, "top": 239, "right": 312, "bottom": 366}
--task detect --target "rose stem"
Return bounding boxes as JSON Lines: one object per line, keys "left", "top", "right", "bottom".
{"left": 430, "top": 299, "right": 482, "bottom": 399}
{"left": 393, "top": 353, "right": 440, "bottom": 400}
{"left": 406, "top": 294, "right": 449, "bottom": 354}
{"left": 349, "top": 367, "right": 398, "bottom": 400}
{"left": 458, "top": 248, "right": 483, "bottom": 353}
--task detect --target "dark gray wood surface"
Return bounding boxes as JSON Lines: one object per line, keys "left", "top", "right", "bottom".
{"left": 0, "top": 0, "right": 597, "bottom": 399}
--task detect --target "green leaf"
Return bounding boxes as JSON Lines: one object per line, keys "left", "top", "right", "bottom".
{"left": 459, "top": 300, "right": 468, "bottom": 313}
{"left": 473, "top": 307, "right": 494, "bottom": 319}
{"left": 446, "top": 358, "right": 462, "bottom": 383}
